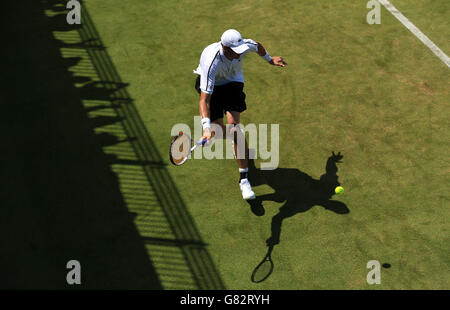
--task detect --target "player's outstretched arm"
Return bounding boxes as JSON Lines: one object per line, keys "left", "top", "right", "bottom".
{"left": 199, "top": 91, "right": 212, "bottom": 141}
{"left": 326, "top": 152, "right": 343, "bottom": 175}
{"left": 256, "top": 41, "right": 287, "bottom": 67}
{"left": 256, "top": 41, "right": 268, "bottom": 57}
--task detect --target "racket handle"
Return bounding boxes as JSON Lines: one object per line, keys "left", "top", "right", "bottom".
{"left": 196, "top": 138, "right": 207, "bottom": 146}
{"left": 190, "top": 139, "right": 207, "bottom": 152}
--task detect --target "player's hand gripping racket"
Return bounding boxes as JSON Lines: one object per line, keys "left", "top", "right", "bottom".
{"left": 251, "top": 245, "right": 274, "bottom": 283}
{"left": 169, "top": 132, "right": 207, "bottom": 166}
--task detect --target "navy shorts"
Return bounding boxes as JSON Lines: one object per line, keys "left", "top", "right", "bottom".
{"left": 195, "top": 76, "right": 247, "bottom": 122}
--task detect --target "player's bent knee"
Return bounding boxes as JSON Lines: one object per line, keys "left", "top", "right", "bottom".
{"left": 211, "top": 122, "right": 225, "bottom": 138}
{"left": 227, "top": 123, "right": 245, "bottom": 136}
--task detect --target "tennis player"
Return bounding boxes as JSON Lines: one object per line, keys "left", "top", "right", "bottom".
{"left": 194, "top": 29, "right": 287, "bottom": 200}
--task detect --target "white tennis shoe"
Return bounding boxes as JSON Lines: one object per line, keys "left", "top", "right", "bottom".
{"left": 239, "top": 178, "right": 256, "bottom": 200}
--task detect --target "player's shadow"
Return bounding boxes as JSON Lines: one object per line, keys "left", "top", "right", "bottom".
{"left": 247, "top": 152, "right": 350, "bottom": 246}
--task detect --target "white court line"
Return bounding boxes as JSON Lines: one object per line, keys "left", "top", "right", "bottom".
{"left": 378, "top": 0, "right": 450, "bottom": 69}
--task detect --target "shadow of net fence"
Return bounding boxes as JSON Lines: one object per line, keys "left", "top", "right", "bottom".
{"left": 46, "top": 0, "right": 224, "bottom": 289}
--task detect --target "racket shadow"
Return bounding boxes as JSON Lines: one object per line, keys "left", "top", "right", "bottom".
{"left": 251, "top": 245, "right": 274, "bottom": 283}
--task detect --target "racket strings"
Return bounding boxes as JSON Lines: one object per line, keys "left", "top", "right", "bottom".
{"left": 169, "top": 134, "right": 193, "bottom": 165}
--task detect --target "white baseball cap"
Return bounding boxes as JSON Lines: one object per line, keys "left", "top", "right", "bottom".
{"left": 220, "top": 29, "right": 249, "bottom": 54}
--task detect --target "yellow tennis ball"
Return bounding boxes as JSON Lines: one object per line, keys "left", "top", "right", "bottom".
{"left": 335, "top": 186, "right": 344, "bottom": 194}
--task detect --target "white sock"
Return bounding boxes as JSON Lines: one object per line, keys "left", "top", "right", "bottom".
{"left": 239, "top": 168, "right": 248, "bottom": 173}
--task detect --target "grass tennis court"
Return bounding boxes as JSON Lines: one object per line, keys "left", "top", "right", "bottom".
{"left": 2, "top": 0, "right": 449, "bottom": 289}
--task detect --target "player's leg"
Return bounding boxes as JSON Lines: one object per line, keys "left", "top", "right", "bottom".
{"left": 226, "top": 110, "right": 255, "bottom": 200}
{"left": 222, "top": 82, "right": 254, "bottom": 200}
{"left": 226, "top": 111, "right": 248, "bottom": 169}
{"left": 222, "top": 81, "right": 248, "bottom": 169}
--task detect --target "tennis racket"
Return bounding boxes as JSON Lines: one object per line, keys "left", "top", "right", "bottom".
{"left": 169, "top": 132, "right": 207, "bottom": 166}
{"left": 251, "top": 245, "right": 274, "bottom": 283}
